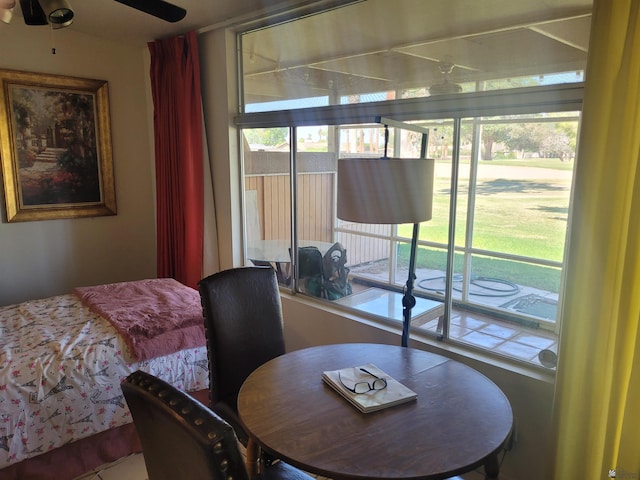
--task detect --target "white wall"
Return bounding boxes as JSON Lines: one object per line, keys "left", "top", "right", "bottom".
{"left": 0, "top": 22, "right": 156, "bottom": 305}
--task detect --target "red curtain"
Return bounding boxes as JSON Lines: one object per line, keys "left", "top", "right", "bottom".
{"left": 148, "top": 31, "right": 204, "bottom": 289}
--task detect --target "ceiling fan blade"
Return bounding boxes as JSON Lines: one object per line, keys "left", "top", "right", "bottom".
{"left": 19, "top": 0, "right": 47, "bottom": 25}
{"left": 114, "top": 0, "right": 186, "bottom": 23}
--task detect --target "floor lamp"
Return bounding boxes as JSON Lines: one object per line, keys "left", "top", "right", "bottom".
{"left": 337, "top": 143, "right": 434, "bottom": 347}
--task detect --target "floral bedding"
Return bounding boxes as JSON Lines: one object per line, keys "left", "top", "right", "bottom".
{"left": 0, "top": 293, "right": 209, "bottom": 469}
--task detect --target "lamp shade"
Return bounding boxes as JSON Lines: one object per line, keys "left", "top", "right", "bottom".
{"left": 337, "top": 157, "right": 435, "bottom": 224}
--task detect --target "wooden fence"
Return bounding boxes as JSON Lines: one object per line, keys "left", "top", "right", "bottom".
{"left": 245, "top": 150, "right": 390, "bottom": 267}
{"left": 244, "top": 173, "right": 334, "bottom": 243}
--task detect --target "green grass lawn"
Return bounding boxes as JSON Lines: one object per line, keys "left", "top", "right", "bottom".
{"left": 394, "top": 158, "right": 572, "bottom": 293}
{"left": 478, "top": 156, "right": 575, "bottom": 171}
{"left": 397, "top": 245, "right": 562, "bottom": 292}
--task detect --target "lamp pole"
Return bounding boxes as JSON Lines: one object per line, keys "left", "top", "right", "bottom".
{"left": 401, "top": 222, "right": 420, "bottom": 347}
{"left": 401, "top": 130, "right": 429, "bottom": 348}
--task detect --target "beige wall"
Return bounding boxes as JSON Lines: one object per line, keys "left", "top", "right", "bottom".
{"left": 0, "top": 23, "right": 156, "bottom": 305}
{"left": 0, "top": 21, "right": 555, "bottom": 480}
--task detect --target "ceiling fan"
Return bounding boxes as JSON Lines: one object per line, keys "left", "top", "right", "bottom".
{"left": 15, "top": 0, "right": 186, "bottom": 28}
{"left": 428, "top": 62, "right": 463, "bottom": 96}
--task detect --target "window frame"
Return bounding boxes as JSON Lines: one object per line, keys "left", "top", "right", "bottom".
{"left": 237, "top": 86, "right": 582, "bottom": 369}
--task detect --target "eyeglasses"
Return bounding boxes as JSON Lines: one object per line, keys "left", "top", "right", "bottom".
{"left": 338, "top": 368, "right": 387, "bottom": 394}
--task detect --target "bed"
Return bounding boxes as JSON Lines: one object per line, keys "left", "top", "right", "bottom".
{"left": 0, "top": 278, "right": 210, "bottom": 480}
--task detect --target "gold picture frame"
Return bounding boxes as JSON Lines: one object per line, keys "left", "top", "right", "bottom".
{"left": 0, "top": 69, "right": 116, "bottom": 222}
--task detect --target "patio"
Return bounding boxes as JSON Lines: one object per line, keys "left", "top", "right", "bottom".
{"left": 348, "top": 264, "right": 559, "bottom": 369}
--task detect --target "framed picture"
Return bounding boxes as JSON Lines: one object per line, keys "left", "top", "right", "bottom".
{"left": 0, "top": 69, "right": 116, "bottom": 222}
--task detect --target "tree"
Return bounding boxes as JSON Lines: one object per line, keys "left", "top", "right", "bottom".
{"left": 504, "top": 124, "right": 541, "bottom": 156}
{"left": 11, "top": 89, "right": 36, "bottom": 151}
{"left": 263, "top": 127, "right": 287, "bottom": 146}
{"left": 540, "top": 131, "right": 574, "bottom": 161}
{"left": 243, "top": 128, "right": 287, "bottom": 147}
{"left": 479, "top": 124, "right": 511, "bottom": 160}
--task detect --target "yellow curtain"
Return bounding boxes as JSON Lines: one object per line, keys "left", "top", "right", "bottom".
{"left": 551, "top": 0, "right": 640, "bottom": 478}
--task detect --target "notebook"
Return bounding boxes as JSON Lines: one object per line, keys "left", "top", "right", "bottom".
{"left": 322, "top": 363, "right": 417, "bottom": 413}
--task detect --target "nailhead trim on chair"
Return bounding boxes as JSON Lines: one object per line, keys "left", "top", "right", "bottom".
{"left": 124, "top": 371, "right": 245, "bottom": 480}
{"left": 128, "top": 372, "right": 219, "bottom": 435}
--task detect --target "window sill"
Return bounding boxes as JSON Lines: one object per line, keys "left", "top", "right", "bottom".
{"left": 281, "top": 290, "right": 556, "bottom": 385}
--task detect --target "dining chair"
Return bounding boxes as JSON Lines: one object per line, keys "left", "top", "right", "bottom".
{"left": 197, "top": 266, "right": 286, "bottom": 446}
{"left": 121, "top": 370, "right": 313, "bottom": 480}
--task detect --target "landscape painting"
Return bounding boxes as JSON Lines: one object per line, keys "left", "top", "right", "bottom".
{"left": 0, "top": 69, "right": 116, "bottom": 222}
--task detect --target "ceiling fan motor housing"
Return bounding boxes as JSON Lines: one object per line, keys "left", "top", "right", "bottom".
{"left": 19, "top": 0, "right": 186, "bottom": 27}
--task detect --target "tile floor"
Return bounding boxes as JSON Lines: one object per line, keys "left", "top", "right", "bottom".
{"left": 420, "top": 307, "right": 558, "bottom": 369}
{"left": 74, "top": 452, "right": 489, "bottom": 480}
{"left": 74, "top": 453, "right": 148, "bottom": 480}
{"left": 348, "top": 268, "right": 559, "bottom": 370}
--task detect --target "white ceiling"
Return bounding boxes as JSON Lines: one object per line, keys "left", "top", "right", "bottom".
{"left": 240, "top": 0, "right": 593, "bottom": 103}
{"left": 11, "top": 0, "right": 314, "bottom": 46}
{"left": 9, "top": 0, "right": 593, "bottom": 53}
{"left": 8, "top": 0, "right": 593, "bottom": 104}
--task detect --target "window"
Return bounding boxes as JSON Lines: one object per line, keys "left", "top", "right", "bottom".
{"left": 236, "top": 0, "right": 591, "bottom": 369}
{"left": 239, "top": 0, "right": 590, "bottom": 113}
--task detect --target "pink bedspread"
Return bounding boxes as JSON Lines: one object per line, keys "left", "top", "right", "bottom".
{"left": 73, "top": 278, "right": 205, "bottom": 361}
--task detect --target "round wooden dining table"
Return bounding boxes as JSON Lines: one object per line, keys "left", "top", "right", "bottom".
{"left": 238, "top": 343, "right": 513, "bottom": 480}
